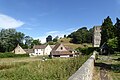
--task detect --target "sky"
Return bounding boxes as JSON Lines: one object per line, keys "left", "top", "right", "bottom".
{"left": 0, "top": 0, "right": 120, "bottom": 43}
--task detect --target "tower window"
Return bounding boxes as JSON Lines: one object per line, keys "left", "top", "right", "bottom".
{"left": 61, "top": 47, "right": 63, "bottom": 50}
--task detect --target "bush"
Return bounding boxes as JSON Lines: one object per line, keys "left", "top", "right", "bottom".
{"left": 0, "top": 52, "right": 29, "bottom": 58}
{"left": 76, "top": 47, "right": 100, "bottom": 55}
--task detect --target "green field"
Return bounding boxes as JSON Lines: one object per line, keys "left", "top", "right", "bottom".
{"left": 0, "top": 55, "right": 90, "bottom": 80}
{"left": 94, "top": 54, "right": 120, "bottom": 80}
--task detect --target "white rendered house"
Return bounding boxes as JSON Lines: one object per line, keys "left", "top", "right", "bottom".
{"left": 32, "top": 45, "right": 52, "bottom": 56}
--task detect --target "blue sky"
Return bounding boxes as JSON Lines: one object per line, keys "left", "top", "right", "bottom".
{"left": 0, "top": 0, "right": 120, "bottom": 43}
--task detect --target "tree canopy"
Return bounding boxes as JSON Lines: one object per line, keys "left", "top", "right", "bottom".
{"left": 0, "top": 29, "right": 41, "bottom": 52}
{"left": 0, "top": 29, "right": 24, "bottom": 52}
{"left": 68, "top": 27, "right": 93, "bottom": 44}
{"left": 100, "top": 16, "right": 114, "bottom": 46}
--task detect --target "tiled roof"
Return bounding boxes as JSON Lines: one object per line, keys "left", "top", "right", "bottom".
{"left": 50, "top": 45, "right": 55, "bottom": 49}
{"left": 24, "top": 49, "right": 34, "bottom": 53}
{"left": 52, "top": 43, "right": 61, "bottom": 51}
{"left": 33, "top": 45, "right": 46, "bottom": 49}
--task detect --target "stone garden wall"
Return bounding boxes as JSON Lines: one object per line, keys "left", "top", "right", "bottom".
{"left": 68, "top": 52, "right": 96, "bottom": 80}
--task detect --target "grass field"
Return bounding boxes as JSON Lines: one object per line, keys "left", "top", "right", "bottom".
{"left": 59, "top": 38, "right": 92, "bottom": 49}
{"left": 0, "top": 54, "right": 91, "bottom": 80}
{"left": 94, "top": 54, "right": 120, "bottom": 80}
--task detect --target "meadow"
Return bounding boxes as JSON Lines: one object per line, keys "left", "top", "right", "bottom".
{"left": 0, "top": 54, "right": 91, "bottom": 80}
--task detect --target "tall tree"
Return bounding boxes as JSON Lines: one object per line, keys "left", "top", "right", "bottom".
{"left": 24, "top": 36, "right": 33, "bottom": 49}
{"left": 101, "top": 16, "right": 114, "bottom": 46}
{"left": 0, "top": 29, "right": 24, "bottom": 52}
{"left": 114, "top": 18, "right": 120, "bottom": 51}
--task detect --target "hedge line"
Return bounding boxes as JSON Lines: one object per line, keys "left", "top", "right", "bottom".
{"left": 0, "top": 52, "right": 29, "bottom": 58}
{"left": 76, "top": 47, "right": 99, "bottom": 55}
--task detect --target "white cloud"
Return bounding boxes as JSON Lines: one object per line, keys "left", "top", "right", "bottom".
{"left": 0, "top": 13, "right": 24, "bottom": 29}
{"left": 46, "top": 31, "right": 59, "bottom": 34}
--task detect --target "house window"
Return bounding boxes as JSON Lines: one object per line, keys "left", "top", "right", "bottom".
{"left": 61, "top": 47, "right": 63, "bottom": 50}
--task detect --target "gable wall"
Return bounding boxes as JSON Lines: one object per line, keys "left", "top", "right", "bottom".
{"left": 44, "top": 45, "right": 52, "bottom": 55}
{"left": 14, "top": 46, "right": 26, "bottom": 54}
{"left": 56, "top": 44, "right": 67, "bottom": 51}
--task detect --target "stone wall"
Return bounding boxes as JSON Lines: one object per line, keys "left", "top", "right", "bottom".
{"left": 68, "top": 52, "right": 96, "bottom": 80}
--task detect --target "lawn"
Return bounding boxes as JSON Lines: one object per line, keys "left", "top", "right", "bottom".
{"left": 94, "top": 54, "right": 120, "bottom": 80}
{"left": 0, "top": 54, "right": 91, "bottom": 80}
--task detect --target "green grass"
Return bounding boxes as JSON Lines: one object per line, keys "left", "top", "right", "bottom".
{"left": 0, "top": 54, "right": 91, "bottom": 80}
{"left": 95, "top": 54, "right": 120, "bottom": 80}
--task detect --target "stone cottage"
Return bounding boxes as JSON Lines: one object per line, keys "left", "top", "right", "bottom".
{"left": 50, "top": 43, "right": 74, "bottom": 57}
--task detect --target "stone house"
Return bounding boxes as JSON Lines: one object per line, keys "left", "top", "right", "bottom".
{"left": 12, "top": 44, "right": 33, "bottom": 54}
{"left": 12, "top": 44, "right": 26, "bottom": 54}
{"left": 50, "top": 43, "right": 74, "bottom": 57}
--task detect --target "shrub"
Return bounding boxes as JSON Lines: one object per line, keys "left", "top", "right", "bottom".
{"left": 0, "top": 52, "right": 29, "bottom": 58}
{"left": 76, "top": 47, "right": 100, "bottom": 55}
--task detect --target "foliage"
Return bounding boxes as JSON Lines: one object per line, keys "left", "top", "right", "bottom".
{"left": 31, "top": 39, "right": 41, "bottom": 48}
{"left": 101, "top": 16, "right": 114, "bottom": 46}
{"left": 107, "top": 38, "right": 118, "bottom": 49}
{"left": 24, "top": 36, "right": 33, "bottom": 49}
{"left": 53, "top": 36, "right": 58, "bottom": 42}
{"left": 0, "top": 29, "right": 25, "bottom": 52}
{"left": 64, "top": 35, "right": 66, "bottom": 38}
{"left": 68, "top": 27, "right": 93, "bottom": 44}
{"left": 46, "top": 35, "right": 52, "bottom": 42}
{"left": 47, "top": 41, "right": 56, "bottom": 45}
{"left": 0, "top": 52, "right": 29, "bottom": 58}
{"left": 114, "top": 18, "right": 120, "bottom": 51}
{"left": 76, "top": 47, "right": 99, "bottom": 55}
{"left": 0, "top": 55, "right": 91, "bottom": 80}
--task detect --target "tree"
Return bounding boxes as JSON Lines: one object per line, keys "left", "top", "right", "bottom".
{"left": 64, "top": 35, "right": 66, "bottom": 38}
{"left": 68, "top": 27, "right": 92, "bottom": 44}
{"left": 0, "top": 29, "right": 25, "bottom": 52}
{"left": 46, "top": 35, "right": 52, "bottom": 42}
{"left": 24, "top": 36, "right": 33, "bottom": 49}
{"left": 53, "top": 36, "right": 59, "bottom": 42}
{"left": 31, "top": 39, "right": 41, "bottom": 48}
{"left": 107, "top": 38, "right": 118, "bottom": 49}
{"left": 101, "top": 16, "right": 114, "bottom": 46}
{"left": 114, "top": 18, "right": 120, "bottom": 51}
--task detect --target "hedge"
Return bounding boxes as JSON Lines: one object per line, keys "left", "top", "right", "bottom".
{"left": 0, "top": 52, "right": 29, "bottom": 58}
{"left": 76, "top": 47, "right": 100, "bottom": 55}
